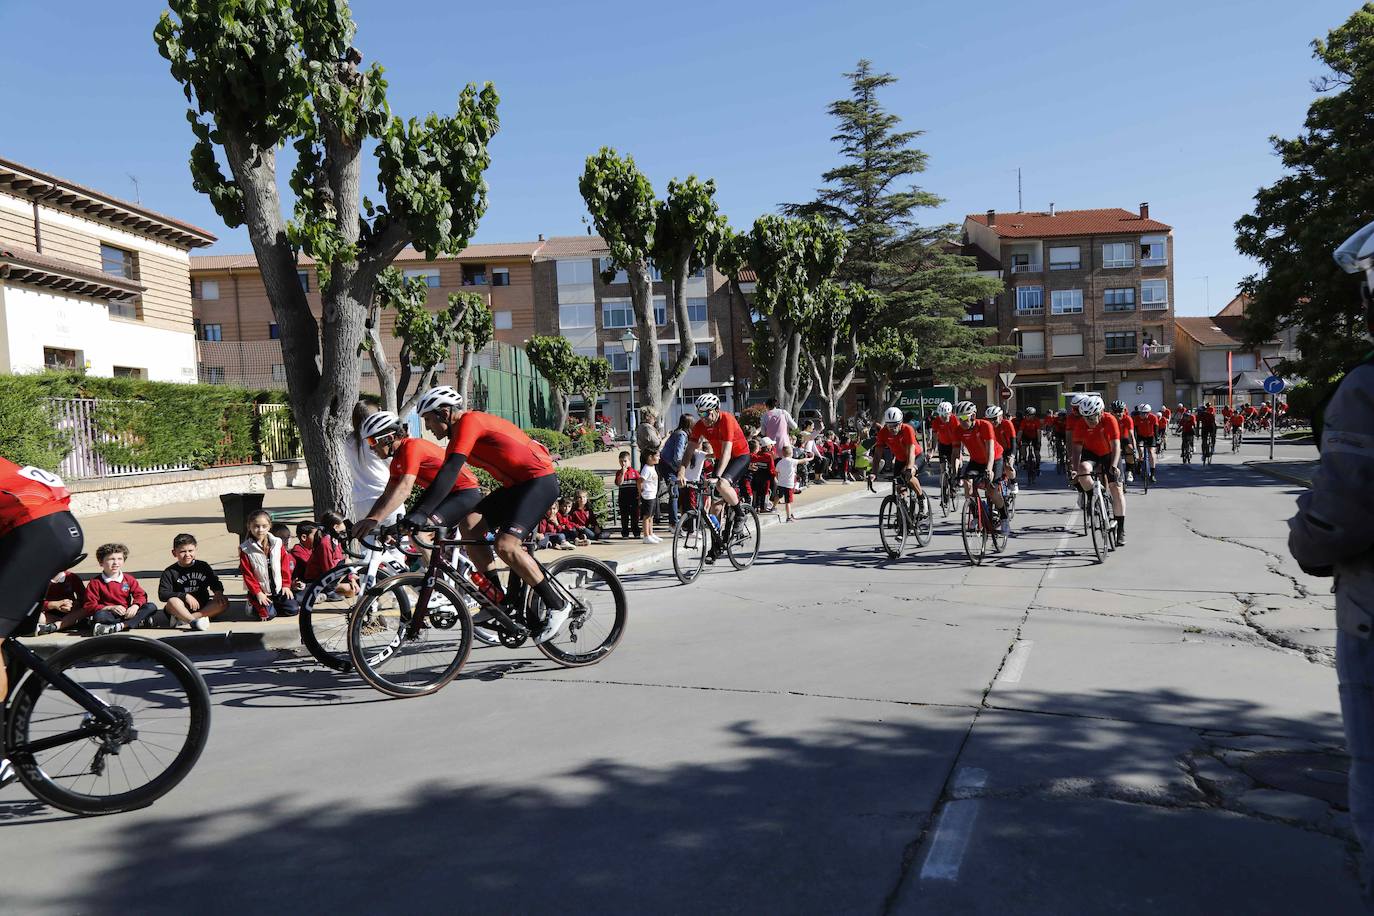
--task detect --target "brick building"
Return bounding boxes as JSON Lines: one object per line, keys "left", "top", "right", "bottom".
{"left": 962, "top": 204, "right": 1177, "bottom": 413}
{"left": 0, "top": 156, "right": 216, "bottom": 381}
{"left": 1174, "top": 294, "right": 1292, "bottom": 407}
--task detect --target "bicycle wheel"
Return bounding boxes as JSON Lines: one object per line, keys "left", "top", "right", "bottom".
{"left": 960, "top": 496, "right": 985, "bottom": 566}
{"left": 671, "top": 510, "right": 708, "bottom": 585}
{"left": 878, "top": 494, "right": 907, "bottom": 559}
{"left": 1088, "top": 492, "right": 1109, "bottom": 563}
{"left": 299, "top": 562, "right": 373, "bottom": 673}
{"left": 726, "top": 506, "right": 761, "bottom": 570}
{"left": 5, "top": 634, "right": 210, "bottom": 815}
{"left": 347, "top": 574, "right": 472, "bottom": 698}
{"left": 909, "top": 493, "right": 933, "bottom": 548}
{"left": 1141, "top": 457, "right": 1151, "bottom": 494}
{"left": 532, "top": 556, "right": 628, "bottom": 667}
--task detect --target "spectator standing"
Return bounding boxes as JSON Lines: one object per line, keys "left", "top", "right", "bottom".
{"left": 158, "top": 533, "right": 228, "bottom": 631}
{"left": 86, "top": 543, "right": 160, "bottom": 636}
{"left": 750, "top": 438, "right": 777, "bottom": 512}
{"left": 774, "top": 445, "right": 810, "bottom": 522}
{"left": 639, "top": 447, "right": 661, "bottom": 544}
{"left": 615, "top": 450, "right": 641, "bottom": 539}
{"left": 240, "top": 509, "right": 299, "bottom": 621}
{"left": 636, "top": 406, "right": 664, "bottom": 460}
{"left": 347, "top": 401, "right": 392, "bottom": 524}
{"left": 658, "top": 415, "right": 692, "bottom": 529}
{"left": 34, "top": 569, "right": 87, "bottom": 635}
{"left": 761, "top": 397, "right": 797, "bottom": 459}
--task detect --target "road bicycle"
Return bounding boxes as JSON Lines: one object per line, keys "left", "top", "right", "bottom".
{"left": 1019, "top": 439, "right": 1041, "bottom": 484}
{"left": 671, "top": 477, "right": 760, "bottom": 585}
{"left": 3, "top": 589, "right": 210, "bottom": 814}
{"left": 347, "top": 525, "right": 628, "bottom": 698}
{"left": 1231, "top": 426, "right": 1243, "bottom": 453}
{"left": 868, "top": 470, "right": 932, "bottom": 559}
{"left": 1133, "top": 442, "right": 1154, "bottom": 494}
{"left": 1078, "top": 466, "right": 1118, "bottom": 563}
{"left": 1201, "top": 430, "right": 1216, "bottom": 465}
{"left": 1180, "top": 433, "right": 1194, "bottom": 465}
{"left": 937, "top": 454, "right": 963, "bottom": 518}
{"left": 959, "top": 469, "right": 1009, "bottom": 566}
{"left": 297, "top": 535, "right": 414, "bottom": 672}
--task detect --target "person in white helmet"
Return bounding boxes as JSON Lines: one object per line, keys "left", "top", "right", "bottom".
{"left": 866, "top": 406, "right": 930, "bottom": 513}
{"left": 409, "top": 386, "right": 567, "bottom": 644}
{"left": 1289, "top": 220, "right": 1374, "bottom": 903}
{"left": 929, "top": 401, "right": 962, "bottom": 480}
{"left": 678, "top": 393, "right": 751, "bottom": 558}
{"left": 1069, "top": 395, "right": 1126, "bottom": 546}
{"left": 953, "top": 400, "right": 1008, "bottom": 518}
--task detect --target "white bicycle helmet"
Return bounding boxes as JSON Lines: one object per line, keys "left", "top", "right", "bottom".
{"left": 954, "top": 400, "right": 977, "bottom": 420}
{"left": 1025, "top": 407, "right": 1036, "bottom": 416}
{"left": 417, "top": 385, "right": 462, "bottom": 416}
{"left": 984, "top": 405, "right": 1003, "bottom": 420}
{"left": 935, "top": 401, "right": 953, "bottom": 418}
{"left": 695, "top": 392, "right": 720, "bottom": 414}
{"left": 360, "top": 410, "right": 403, "bottom": 441}
{"left": 883, "top": 406, "right": 903, "bottom": 426}
{"left": 1141, "top": 403, "right": 1152, "bottom": 413}
{"left": 1080, "top": 395, "right": 1105, "bottom": 418}
{"left": 1069, "top": 393, "right": 1086, "bottom": 410}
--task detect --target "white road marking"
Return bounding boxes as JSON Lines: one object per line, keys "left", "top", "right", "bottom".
{"left": 1043, "top": 527, "right": 1074, "bottom": 582}
{"left": 920, "top": 767, "right": 989, "bottom": 881}
{"left": 996, "top": 640, "right": 1034, "bottom": 684}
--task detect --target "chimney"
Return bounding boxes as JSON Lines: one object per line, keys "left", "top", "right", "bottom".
{"left": 1049, "top": 203, "right": 1055, "bottom": 217}
{"left": 537, "top": 233, "right": 545, "bottom": 242}
{"left": 986, "top": 209, "right": 996, "bottom": 226}
{"left": 1139, "top": 202, "right": 1150, "bottom": 219}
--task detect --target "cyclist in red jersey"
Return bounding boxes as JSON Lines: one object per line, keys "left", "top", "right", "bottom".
{"left": 409, "top": 386, "right": 567, "bottom": 643}
{"left": 1133, "top": 405, "right": 1161, "bottom": 482}
{"left": 931, "top": 401, "right": 962, "bottom": 476}
{"left": 953, "top": 401, "right": 1007, "bottom": 518}
{"left": 1019, "top": 408, "right": 1042, "bottom": 459}
{"left": 1111, "top": 400, "right": 1137, "bottom": 481}
{"left": 866, "top": 406, "right": 930, "bottom": 512}
{"left": 1200, "top": 403, "right": 1219, "bottom": 454}
{"left": 352, "top": 411, "right": 482, "bottom": 540}
{"left": 986, "top": 405, "right": 1018, "bottom": 492}
{"left": 0, "top": 457, "right": 85, "bottom": 787}
{"left": 677, "top": 392, "right": 750, "bottom": 509}
{"left": 1069, "top": 395, "right": 1126, "bottom": 545}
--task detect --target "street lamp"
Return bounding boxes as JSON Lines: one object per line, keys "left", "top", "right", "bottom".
{"left": 620, "top": 328, "right": 639, "bottom": 467}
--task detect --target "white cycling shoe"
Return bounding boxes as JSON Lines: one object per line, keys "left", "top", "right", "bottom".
{"left": 533, "top": 603, "right": 571, "bottom": 645}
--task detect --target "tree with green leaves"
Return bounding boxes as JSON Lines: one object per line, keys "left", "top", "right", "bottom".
{"left": 1235, "top": 4, "right": 1374, "bottom": 382}
{"left": 580, "top": 150, "right": 727, "bottom": 416}
{"left": 455, "top": 296, "right": 494, "bottom": 404}
{"left": 525, "top": 336, "right": 612, "bottom": 432}
{"left": 155, "top": 0, "right": 498, "bottom": 516}
{"left": 784, "top": 59, "right": 1005, "bottom": 405}
{"left": 806, "top": 283, "right": 880, "bottom": 427}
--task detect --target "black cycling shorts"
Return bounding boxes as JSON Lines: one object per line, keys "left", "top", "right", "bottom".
{"left": 960, "top": 458, "right": 1004, "bottom": 481}
{"left": 937, "top": 442, "right": 955, "bottom": 462}
{"left": 718, "top": 454, "right": 750, "bottom": 487}
{"left": 1080, "top": 450, "right": 1120, "bottom": 483}
{"left": 1136, "top": 435, "right": 1155, "bottom": 450}
{"left": 894, "top": 454, "right": 929, "bottom": 478}
{"left": 0, "top": 511, "right": 84, "bottom": 638}
{"left": 473, "top": 474, "right": 559, "bottom": 540}
{"left": 433, "top": 487, "right": 484, "bottom": 528}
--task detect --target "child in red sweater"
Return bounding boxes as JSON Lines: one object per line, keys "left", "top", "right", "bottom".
{"left": 282, "top": 523, "right": 310, "bottom": 582}
{"left": 299, "top": 511, "right": 357, "bottom": 598}
{"left": 568, "top": 490, "right": 604, "bottom": 542}
{"left": 85, "top": 543, "right": 160, "bottom": 635}
{"left": 536, "top": 504, "right": 574, "bottom": 550}
{"left": 35, "top": 569, "right": 87, "bottom": 635}
{"left": 614, "top": 450, "right": 640, "bottom": 539}
{"left": 240, "top": 510, "right": 299, "bottom": 621}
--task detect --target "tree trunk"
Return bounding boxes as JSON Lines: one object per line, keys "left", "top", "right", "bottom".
{"left": 629, "top": 263, "right": 665, "bottom": 415}
{"left": 659, "top": 253, "right": 697, "bottom": 411}
{"left": 552, "top": 390, "right": 571, "bottom": 432}
{"left": 457, "top": 346, "right": 475, "bottom": 405}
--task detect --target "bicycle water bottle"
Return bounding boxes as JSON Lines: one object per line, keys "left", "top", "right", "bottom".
{"left": 708, "top": 514, "right": 721, "bottom": 533}
{"left": 470, "top": 570, "right": 505, "bottom": 605}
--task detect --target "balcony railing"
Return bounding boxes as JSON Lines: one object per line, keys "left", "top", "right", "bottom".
{"left": 1140, "top": 257, "right": 1168, "bottom": 268}
{"left": 1015, "top": 306, "right": 1044, "bottom": 316}
{"left": 1142, "top": 344, "right": 1172, "bottom": 358}
{"left": 1141, "top": 300, "right": 1169, "bottom": 311}
{"left": 1009, "top": 262, "right": 1042, "bottom": 274}
{"left": 1049, "top": 261, "right": 1081, "bottom": 271}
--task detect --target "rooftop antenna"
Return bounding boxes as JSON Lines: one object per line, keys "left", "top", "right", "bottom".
{"left": 127, "top": 174, "right": 141, "bottom": 204}
{"left": 1017, "top": 168, "right": 1022, "bottom": 212}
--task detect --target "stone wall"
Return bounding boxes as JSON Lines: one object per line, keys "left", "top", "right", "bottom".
{"left": 69, "top": 461, "right": 310, "bottom": 515}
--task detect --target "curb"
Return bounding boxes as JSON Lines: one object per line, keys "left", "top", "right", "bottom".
{"left": 1245, "top": 460, "right": 1313, "bottom": 489}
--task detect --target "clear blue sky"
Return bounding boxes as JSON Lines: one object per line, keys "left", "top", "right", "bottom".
{"left": 0, "top": 0, "right": 1361, "bottom": 316}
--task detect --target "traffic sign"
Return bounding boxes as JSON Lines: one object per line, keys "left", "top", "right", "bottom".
{"left": 1263, "top": 375, "right": 1286, "bottom": 395}
{"left": 998, "top": 371, "right": 1016, "bottom": 390}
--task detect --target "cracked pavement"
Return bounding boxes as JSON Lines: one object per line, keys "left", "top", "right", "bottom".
{"left": 2, "top": 442, "right": 1359, "bottom": 914}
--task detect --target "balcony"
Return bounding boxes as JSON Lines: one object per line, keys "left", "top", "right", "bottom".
{"left": 1142, "top": 344, "right": 1172, "bottom": 359}
{"left": 1009, "top": 262, "right": 1042, "bottom": 274}
{"left": 1014, "top": 306, "right": 1043, "bottom": 317}
{"left": 1141, "top": 301, "right": 1169, "bottom": 311}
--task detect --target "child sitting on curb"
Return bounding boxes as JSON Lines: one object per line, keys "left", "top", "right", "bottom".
{"left": 86, "top": 543, "right": 160, "bottom": 635}
{"left": 302, "top": 511, "right": 357, "bottom": 598}
{"left": 536, "top": 504, "right": 574, "bottom": 550}
{"left": 240, "top": 509, "right": 299, "bottom": 621}
{"left": 284, "top": 522, "right": 311, "bottom": 582}
{"left": 158, "top": 533, "right": 228, "bottom": 631}
{"left": 568, "top": 490, "right": 604, "bottom": 543}
{"left": 35, "top": 569, "right": 87, "bottom": 635}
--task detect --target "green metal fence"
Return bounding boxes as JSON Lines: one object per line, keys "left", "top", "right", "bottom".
{"left": 468, "top": 343, "right": 555, "bottom": 429}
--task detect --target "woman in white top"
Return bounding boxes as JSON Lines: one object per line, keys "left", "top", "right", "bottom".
{"left": 346, "top": 401, "right": 393, "bottom": 524}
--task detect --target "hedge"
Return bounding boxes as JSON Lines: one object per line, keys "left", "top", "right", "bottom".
{"left": 407, "top": 466, "right": 608, "bottom": 518}
{"left": 0, "top": 371, "right": 290, "bottom": 473}
{"left": 524, "top": 427, "right": 571, "bottom": 457}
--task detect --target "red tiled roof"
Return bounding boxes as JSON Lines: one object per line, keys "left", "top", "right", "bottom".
{"left": 0, "top": 244, "right": 145, "bottom": 301}
{"left": 191, "top": 240, "right": 545, "bottom": 272}
{"left": 532, "top": 235, "right": 611, "bottom": 258}
{"left": 1215, "top": 293, "right": 1250, "bottom": 318}
{"left": 737, "top": 268, "right": 757, "bottom": 283}
{"left": 965, "top": 208, "right": 1171, "bottom": 238}
{"left": 1175, "top": 316, "right": 1239, "bottom": 347}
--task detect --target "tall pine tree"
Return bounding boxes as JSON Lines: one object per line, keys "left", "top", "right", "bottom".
{"left": 785, "top": 60, "right": 1007, "bottom": 408}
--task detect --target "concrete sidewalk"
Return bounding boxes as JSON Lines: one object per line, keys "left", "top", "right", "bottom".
{"left": 25, "top": 467, "right": 872, "bottom": 655}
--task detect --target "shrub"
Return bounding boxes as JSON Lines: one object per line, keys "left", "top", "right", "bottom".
{"left": 568, "top": 427, "right": 597, "bottom": 456}
{"left": 557, "top": 467, "right": 608, "bottom": 513}
{"left": 740, "top": 402, "right": 767, "bottom": 436}
{"left": 524, "top": 427, "right": 571, "bottom": 457}
{"left": 0, "top": 373, "right": 73, "bottom": 470}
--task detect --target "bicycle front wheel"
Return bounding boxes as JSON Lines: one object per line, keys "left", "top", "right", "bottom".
{"left": 960, "top": 496, "right": 985, "bottom": 566}
{"left": 726, "top": 506, "right": 761, "bottom": 570}
{"left": 5, "top": 635, "right": 211, "bottom": 815}
{"left": 910, "top": 493, "right": 933, "bottom": 548}
{"left": 533, "top": 556, "right": 628, "bottom": 667}
{"left": 672, "top": 511, "right": 708, "bottom": 585}
{"left": 878, "top": 494, "right": 907, "bottom": 559}
{"left": 347, "top": 574, "right": 472, "bottom": 698}
{"left": 299, "top": 561, "right": 372, "bottom": 672}
{"left": 1089, "top": 492, "right": 1110, "bottom": 563}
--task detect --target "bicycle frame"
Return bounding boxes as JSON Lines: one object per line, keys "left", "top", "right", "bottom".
{"left": 2, "top": 639, "right": 123, "bottom": 755}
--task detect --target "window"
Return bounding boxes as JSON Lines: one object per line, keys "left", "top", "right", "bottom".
{"left": 100, "top": 244, "right": 136, "bottom": 279}
{"left": 600, "top": 258, "right": 628, "bottom": 284}
{"left": 689, "top": 266, "right": 706, "bottom": 279}
{"left": 1103, "top": 242, "right": 1133, "bottom": 269}
{"left": 1048, "top": 246, "right": 1080, "bottom": 270}
{"left": 1051, "top": 332, "right": 1083, "bottom": 357}
{"left": 686, "top": 297, "right": 708, "bottom": 323}
{"left": 201, "top": 323, "right": 223, "bottom": 341}
{"left": 206, "top": 367, "right": 226, "bottom": 384}
{"left": 1010, "top": 252, "right": 1039, "bottom": 273}
{"left": 192, "top": 279, "right": 219, "bottom": 300}
{"left": 1017, "top": 331, "right": 1045, "bottom": 358}
{"left": 269, "top": 322, "right": 280, "bottom": 340}
{"left": 1104, "top": 288, "right": 1136, "bottom": 312}
{"left": 602, "top": 298, "right": 635, "bottom": 329}
{"left": 404, "top": 268, "right": 441, "bottom": 288}
{"left": 557, "top": 259, "right": 595, "bottom": 286}
{"left": 653, "top": 296, "right": 667, "bottom": 325}
{"left": 559, "top": 302, "right": 595, "bottom": 329}
{"left": 1051, "top": 289, "right": 1083, "bottom": 315}
{"left": 462, "top": 264, "right": 487, "bottom": 286}
{"left": 108, "top": 300, "right": 139, "bottom": 320}
{"left": 494, "top": 310, "right": 513, "bottom": 330}
{"left": 572, "top": 347, "right": 597, "bottom": 360}
{"left": 607, "top": 350, "right": 631, "bottom": 372}
{"left": 692, "top": 343, "right": 710, "bottom": 367}
{"left": 298, "top": 270, "right": 310, "bottom": 292}
{"left": 491, "top": 267, "right": 510, "bottom": 287}
{"left": 44, "top": 347, "right": 79, "bottom": 370}
{"left": 1015, "top": 286, "right": 1043, "bottom": 312}
{"left": 963, "top": 298, "right": 987, "bottom": 323}
{"left": 648, "top": 263, "right": 663, "bottom": 282}
{"left": 1140, "top": 235, "right": 1167, "bottom": 267}
{"left": 271, "top": 364, "right": 287, "bottom": 383}
{"left": 1141, "top": 279, "right": 1169, "bottom": 309}
{"left": 112, "top": 366, "right": 144, "bottom": 379}
{"left": 1105, "top": 331, "right": 1137, "bottom": 355}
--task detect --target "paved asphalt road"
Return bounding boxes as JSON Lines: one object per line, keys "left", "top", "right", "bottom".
{"left": 3, "top": 438, "right": 1360, "bottom": 914}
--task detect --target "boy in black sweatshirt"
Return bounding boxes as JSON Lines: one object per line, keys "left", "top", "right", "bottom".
{"left": 158, "top": 533, "right": 228, "bottom": 631}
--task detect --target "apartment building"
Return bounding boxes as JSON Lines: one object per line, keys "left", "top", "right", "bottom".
{"left": 0, "top": 156, "right": 216, "bottom": 380}
{"left": 531, "top": 236, "right": 743, "bottom": 428}
{"left": 962, "top": 204, "right": 1176, "bottom": 413}
{"left": 189, "top": 241, "right": 542, "bottom": 390}
{"left": 1174, "top": 294, "right": 1290, "bottom": 407}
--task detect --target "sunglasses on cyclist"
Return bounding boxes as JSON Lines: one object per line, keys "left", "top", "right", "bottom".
{"left": 367, "top": 433, "right": 399, "bottom": 448}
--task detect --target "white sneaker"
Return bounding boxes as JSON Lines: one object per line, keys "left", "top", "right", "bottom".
{"left": 0, "top": 758, "right": 15, "bottom": 789}
{"left": 533, "top": 603, "right": 571, "bottom": 645}
{"left": 93, "top": 622, "right": 125, "bottom": 636}
{"left": 643, "top": 535, "right": 662, "bottom": 544}
{"left": 192, "top": 617, "right": 210, "bottom": 632}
